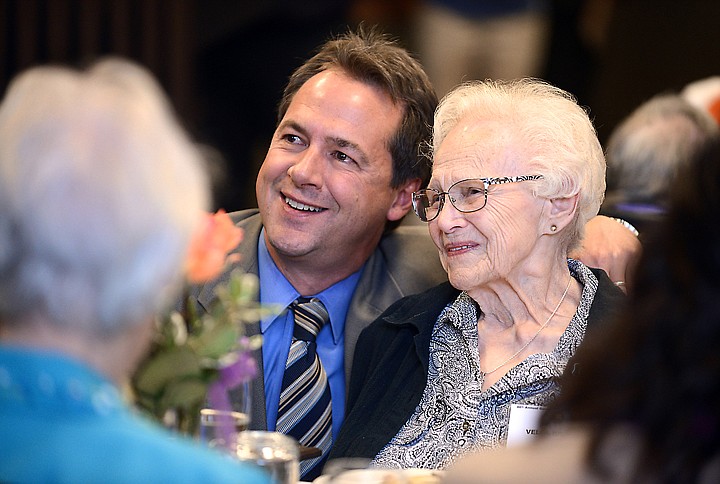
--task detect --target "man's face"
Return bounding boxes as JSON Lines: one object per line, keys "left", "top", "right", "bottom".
{"left": 256, "top": 68, "right": 414, "bottom": 291}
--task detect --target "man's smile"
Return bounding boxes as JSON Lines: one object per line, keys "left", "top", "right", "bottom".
{"left": 284, "top": 195, "right": 325, "bottom": 212}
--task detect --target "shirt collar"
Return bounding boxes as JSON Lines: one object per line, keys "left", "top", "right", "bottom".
{"left": 257, "top": 228, "right": 363, "bottom": 344}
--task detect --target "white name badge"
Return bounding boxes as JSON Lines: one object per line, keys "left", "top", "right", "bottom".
{"left": 506, "top": 404, "right": 545, "bottom": 447}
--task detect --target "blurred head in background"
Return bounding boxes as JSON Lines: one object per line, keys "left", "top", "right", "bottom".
{"left": 602, "top": 93, "right": 719, "bottom": 232}
{"left": 0, "top": 58, "right": 210, "bottom": 380}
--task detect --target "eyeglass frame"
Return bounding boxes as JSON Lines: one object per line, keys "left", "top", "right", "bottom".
{"left": 411, "top": 174, "right": 544, "bottom": 222}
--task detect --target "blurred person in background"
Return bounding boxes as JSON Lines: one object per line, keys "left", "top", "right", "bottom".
{"left": 414, "top": 0, "right": 550, "bottom": 97}
{"left": 587, "top": 0, "right": 720, "bottom": 144}
{"left": 0, "top": 59, "right": 268, "bottom": 483}
{"left": 602, "top": 93, "right": 719, "bottom": 234}
{"left": 682, "top": 75, "right": 720, "bottom": 126}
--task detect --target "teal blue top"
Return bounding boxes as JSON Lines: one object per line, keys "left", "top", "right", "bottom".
{"left": 0, "top": 345, "right": 271, "bottom": 483}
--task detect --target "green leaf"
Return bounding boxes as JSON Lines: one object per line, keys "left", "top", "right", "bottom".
{"left": 133, "top": 347, "right": 201, "bottom": 396}
{"left": 133, "top": 393, "right": 157, "bottom": 415}
{"left": 225, "top": 270, "right": 258, "bottom": 305}
{"left": 160, "top": 378, "right": 208, "bottom": 410}
{"left": 193, "top": 321, "right": 240, "bottom": 359}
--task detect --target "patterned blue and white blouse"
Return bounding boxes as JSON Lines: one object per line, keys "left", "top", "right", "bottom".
{"left": 373, "top": 259, "right": 597, "bottom": 469}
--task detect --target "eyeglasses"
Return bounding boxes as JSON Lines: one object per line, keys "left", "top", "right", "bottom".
{"left": 412, "top": 174, "right": 544, "bottom": 222}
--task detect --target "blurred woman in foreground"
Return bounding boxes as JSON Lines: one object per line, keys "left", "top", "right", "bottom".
{"left": 0, "top": 59, "right": 267, "bottom": 483}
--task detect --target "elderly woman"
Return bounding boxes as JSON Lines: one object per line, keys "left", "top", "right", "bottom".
{"left": 328, "top": 79, "right": 625, "bottom": 469}
{"left": 0, "top": 60, "right": 267, "bottom": 483}
{"left": 444, "top": 137, "right": 720, "bottom": 484}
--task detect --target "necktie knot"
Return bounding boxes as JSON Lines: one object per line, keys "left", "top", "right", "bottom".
{"left": 291, "top": 297, "right": 329, "bottom": 341}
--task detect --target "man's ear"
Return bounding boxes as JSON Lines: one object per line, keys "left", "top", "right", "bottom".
{"left": 387, "top": 178, "right": 422, "bottom": 222}
{"left": 544, "top": 194, "right": 579, "bottom": 234}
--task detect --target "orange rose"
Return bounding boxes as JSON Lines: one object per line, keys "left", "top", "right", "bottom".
{"left": 186, "top": 209, "right": 243, "bottom": 284}
{"left": 709, "top": 97, "right": 720, "bottom": 125}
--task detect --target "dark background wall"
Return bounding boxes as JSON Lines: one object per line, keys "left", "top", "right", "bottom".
{"left": 2, "top": 0, "right": 719, "bottom": 212}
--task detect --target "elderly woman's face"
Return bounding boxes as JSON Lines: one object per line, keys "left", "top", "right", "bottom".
{"left": 428, "top": 118, "right": 548, "bottom": 290}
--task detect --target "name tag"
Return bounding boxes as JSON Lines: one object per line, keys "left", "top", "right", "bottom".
{"left": 506, "top": 404, "right": 545, "bottom": 447}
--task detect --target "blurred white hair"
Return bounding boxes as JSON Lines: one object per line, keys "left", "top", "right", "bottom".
{"left": 432, "top": 79, "right": 606, "bottom": 250}
{"left": 0, "top": 58, "right": 210, "bottom": 335}
{"left": 606, "top": 93, "right": 719, "bottom": 204}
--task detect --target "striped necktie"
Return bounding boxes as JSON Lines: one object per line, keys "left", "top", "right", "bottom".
{"left": 276, "top": 297, "right": 332, "bottom": 480}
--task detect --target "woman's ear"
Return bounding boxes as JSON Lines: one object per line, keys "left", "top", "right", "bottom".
{"left": 544, "top": 194, "right": 579, "bottom": 234}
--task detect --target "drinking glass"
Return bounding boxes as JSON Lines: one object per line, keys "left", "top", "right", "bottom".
{"left": 234, "top": 431, "right": 300, "bottom": 484}
{"left": 199, "top": 408, "right": 250, "bottom": 450}
{"left": 199, "top": 380, "right": 251, "bottom": 452}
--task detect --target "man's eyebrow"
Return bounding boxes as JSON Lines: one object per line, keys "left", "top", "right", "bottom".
{"left": 327, "top": 136, "right": 369, "bottom": 166}
{"left": 276, "top": 120, "right": 306, "bottom": 136}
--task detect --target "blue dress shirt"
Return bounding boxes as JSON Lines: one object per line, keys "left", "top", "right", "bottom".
{"left": 258, "top": 230, "right": 362, "bottom": 439}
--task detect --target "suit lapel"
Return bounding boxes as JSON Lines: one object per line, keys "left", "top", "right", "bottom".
{"left": 343, "top": 247, "right": 405, "bottom": 385}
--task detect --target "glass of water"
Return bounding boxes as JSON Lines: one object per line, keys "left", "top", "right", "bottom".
{"left": 234, "top": 431, "right": 299, "bottom": 484}
{"left": 199, "top": 408, "right": 250, "bottom": 451}
{"left": 199, "top": 380, "right": 251, "bottom": 452}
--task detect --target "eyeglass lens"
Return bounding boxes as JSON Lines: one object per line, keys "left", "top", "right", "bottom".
{"left": 412, "top": 179, "right": 489, "bottom": 222}
{"left": 412, "top": 175, "right": 543, "bottom": 222}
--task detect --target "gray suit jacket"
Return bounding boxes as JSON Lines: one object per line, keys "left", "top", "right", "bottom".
{"left": 194, "top": 209, "right": 447, "bottom": 430}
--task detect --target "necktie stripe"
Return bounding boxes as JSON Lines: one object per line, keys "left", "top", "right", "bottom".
{"left": 285, "top": 342, "right": 306, "bottom": 368}
{"left": 294, "top": 303, "right": 329, "bottom": 323}
{"left": 280, "top": 364, "right": 322, "bottom": 406}
{"left": 283, "top": 345, "right": 319, "bottom": 381}
{"left": 277, "top": 370, "right": 321, "bottom": 418}
{"left": 279, "top": 369, "right": 324, "bottom": 414}
{"left": 280, "top": 391, "right": 330, "bottom": 444}
{"left": 295, "top": 310, "right": 322, "bottom": 335}
{"left": 276, "top": 297, "right": 333, "bottom": 480}
{"left": 277, "top": 368, "right": 326, "bottom": 429}
{"left": 300, "top": 404, "right": 331, "bottom": 444}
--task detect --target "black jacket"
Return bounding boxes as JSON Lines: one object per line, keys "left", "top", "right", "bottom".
{"left": 328, "top": 268, "right": 625, "bottom": 461}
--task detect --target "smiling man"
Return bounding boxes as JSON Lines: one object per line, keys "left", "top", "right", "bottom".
{"left": 192, "top": 27, "right": 640, "bottom": 480}
{"left": 195, "top": 28, "right": 442, "bottom": 480}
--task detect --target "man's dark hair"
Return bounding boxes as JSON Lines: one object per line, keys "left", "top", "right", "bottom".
{"left": 278, "top": 26, "right": 437, "bottom": 192}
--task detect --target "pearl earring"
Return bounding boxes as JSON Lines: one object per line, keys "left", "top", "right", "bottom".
{"left": 550, "top": 225, "right": 557, "bottom": 232}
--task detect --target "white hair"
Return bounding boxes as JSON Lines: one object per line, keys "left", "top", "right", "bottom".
{"left": 432, "top": 79, "right": 606, "bottom": 249}
{"left": 0, "top": 58, "right": 210, "bottom": 335}
{"left": 606, "top": 93, "right": 719, "bottom": 203}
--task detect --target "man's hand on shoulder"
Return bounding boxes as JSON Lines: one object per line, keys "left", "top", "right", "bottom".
{"left": 571, "top": 215, "right": 642, "bottom": 293}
